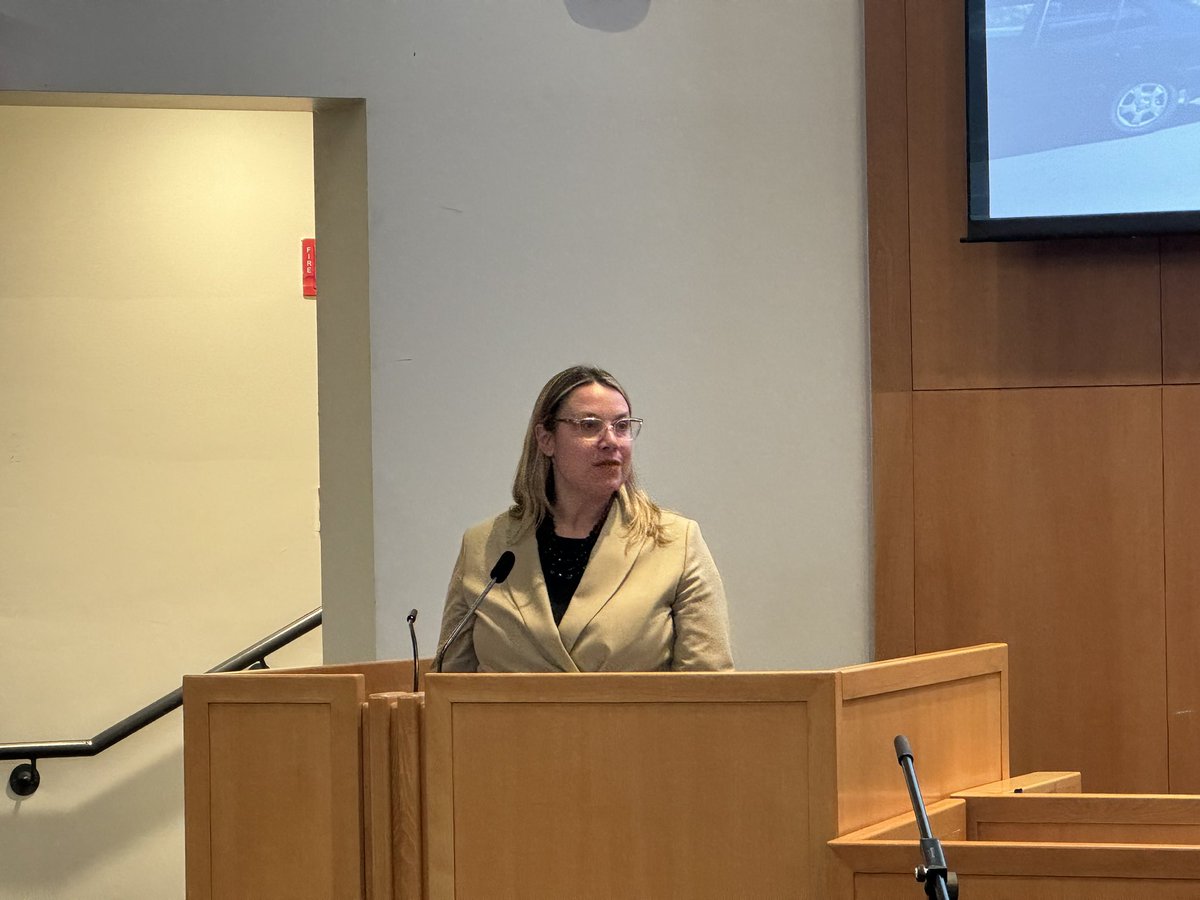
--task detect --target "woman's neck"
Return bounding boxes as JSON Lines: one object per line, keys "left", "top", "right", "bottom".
{"left": 551, "top": 492, "right": 614, "bottom": 538}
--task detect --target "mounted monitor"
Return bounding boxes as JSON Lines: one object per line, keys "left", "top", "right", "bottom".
{"left": 967, "top": 0, "right": 1200, "bottom": 241}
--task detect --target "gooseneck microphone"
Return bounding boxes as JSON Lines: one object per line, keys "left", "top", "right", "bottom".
{"left": 894, "top": 735, "right": 958, "bottom": 900}
{"left": 433, "top": 550, "right": 516, "bottom": 673}
{"left": 406, "top": 608, "right": 419, "bottom": 692}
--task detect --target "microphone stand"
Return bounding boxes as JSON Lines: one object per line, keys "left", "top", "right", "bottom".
{"left": 894, "top": 735, "right": 959, "bottom": 900}
{"left": 433, "top": 551, "right": 516, "bottom": 673}
{"left": 433, "top": 579, "right": 497, "bottom": 673}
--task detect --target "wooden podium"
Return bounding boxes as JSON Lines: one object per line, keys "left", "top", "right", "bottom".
{"left": 186, "top": 643, "right": 1200, "bottom": 898}
{"left": 186, "top": 642, "right": 1200, "bottom": 898}
{"left": 184, "top": 644, "right": 1017, "bottom": 898}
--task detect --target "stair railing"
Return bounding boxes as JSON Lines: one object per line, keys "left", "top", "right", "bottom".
{"left": 1, "top": 607, "right": 322, "bottom": 797}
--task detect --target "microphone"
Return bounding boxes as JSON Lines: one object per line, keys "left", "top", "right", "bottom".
{"left": 491, "top": 550, "right": 516, "bottom": 582}
{"left": 406, "top": 608, "right": 419, "bottom": 692}
{"left": 433, "top": 550, "right": 516, "bottom": 673}
{"left": 893, "top": 735, "right": 958, "bottom": 900}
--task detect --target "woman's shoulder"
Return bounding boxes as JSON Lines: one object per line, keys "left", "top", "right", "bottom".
{"left": 463, "top": 508, "right": 528, "bottom": 547}
{"left": 652, "top": 507, "right": 700, "bottom": 542}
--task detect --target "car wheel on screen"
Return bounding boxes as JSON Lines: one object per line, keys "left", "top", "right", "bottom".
{"left": 1110, "top": 80, "right": 1178, "bottom": 135}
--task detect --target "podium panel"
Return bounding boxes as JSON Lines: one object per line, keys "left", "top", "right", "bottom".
{"left": 836, "top": 648, "right": 1008, "bottom": 833}
{"left": 831, "top": 791, "right": 1200, "bottom": 898}
{"left": 183, "top": 674, "right": 366, "bottom": 900}
{"left": 853, "top": 874, "right": 1200, "bottom": 900}
{"left": 424, "top": 674, "right": 836, "bottom": 899}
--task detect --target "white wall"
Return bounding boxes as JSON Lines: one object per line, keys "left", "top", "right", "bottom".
{"left": 0, "top": 1, "right": 868, "bottom": 893}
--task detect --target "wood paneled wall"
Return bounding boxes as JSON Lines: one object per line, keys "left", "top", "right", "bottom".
{"left": 867, "top": 0, "right": 1200, "bottom": 792}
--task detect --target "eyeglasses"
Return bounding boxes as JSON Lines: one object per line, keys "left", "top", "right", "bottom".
{"left": 555, "top": 416, "right": 643, "bottom": 442}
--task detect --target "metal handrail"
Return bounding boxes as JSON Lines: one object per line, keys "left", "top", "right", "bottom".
{"left": 2, "top": 607, "right": 322, "bottom": 796}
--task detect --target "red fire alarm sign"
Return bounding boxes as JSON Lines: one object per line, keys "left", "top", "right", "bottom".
{"left": 302, "top": 239, "right": 317, "bottom": 298}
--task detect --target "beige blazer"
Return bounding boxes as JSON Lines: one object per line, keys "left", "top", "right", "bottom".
{"left": 436, "top": 495, "right": 734, "bottom": 672}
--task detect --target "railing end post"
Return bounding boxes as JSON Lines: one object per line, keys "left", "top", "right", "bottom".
{"left": 9, "top": 760, "right": 40, "bottom": 797}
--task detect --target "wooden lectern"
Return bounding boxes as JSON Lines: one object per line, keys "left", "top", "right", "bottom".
{"left": 184, "top": 644, "right": 1017, "bottom": 898}
{"left": 187, "top": 643, "right": 1200, "bottom": 897}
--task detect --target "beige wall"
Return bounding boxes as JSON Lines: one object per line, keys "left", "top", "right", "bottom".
{"left": 0, "top": 105, "right": 322, "bottom": 899}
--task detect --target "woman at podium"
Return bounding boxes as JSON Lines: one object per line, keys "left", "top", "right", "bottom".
{"left": 437, "top": 364, "right": 733, "bottom": 673}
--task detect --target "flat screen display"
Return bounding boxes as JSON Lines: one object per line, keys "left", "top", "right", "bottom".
{"left": 967, "top": 0, "right": 1200, "bottom": 240}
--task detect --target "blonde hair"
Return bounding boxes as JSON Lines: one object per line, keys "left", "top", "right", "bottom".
{"left": 510, "top": 365, "right": 668, "bottom": 547}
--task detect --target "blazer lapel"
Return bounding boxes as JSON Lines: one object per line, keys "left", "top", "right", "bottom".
{"left": 500, "top": 521, "right": 579, "bottom": 672}
{"left": 557, "top": 497, "right": 642, "bottom": 653}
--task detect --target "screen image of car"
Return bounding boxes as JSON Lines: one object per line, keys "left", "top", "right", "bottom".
{"left": 968, "top": 0, "right": 1200, "bottom": 233}
{"left": 986, "top": 0, "right": 1200, "bottom": 156}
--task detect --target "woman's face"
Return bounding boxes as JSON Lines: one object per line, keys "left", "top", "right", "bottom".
{"left": 536, "top": 382, "right": 633, "bottom": 507}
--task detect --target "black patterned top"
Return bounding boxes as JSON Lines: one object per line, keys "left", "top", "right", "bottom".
{"left": 536, "top": 513, "right": 605, "bottom": 625}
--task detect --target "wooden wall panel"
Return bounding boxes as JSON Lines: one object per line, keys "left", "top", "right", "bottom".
{"left": 865, "top": 0, "right": 911, "bottom": 396}
{"left": 1165, "top": 387, "right": 1200, "bottom": 791}
{"left": 871, "top": 392, "right": 914, "bottom": 660}
{"left": 1163, "top": 237, "right": 1200, "bottom": 383}
{"left": 865, "top": 0, "right": 915, "bottom": 660}
{"left": 866, "top": 0, "right": 1190, "bottom": 795}
{"left": 912, "top": 388, "right": 1166, "bottom": 791}
{"left": 903, "top": 1, "right": 1162, "bottom": 391}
